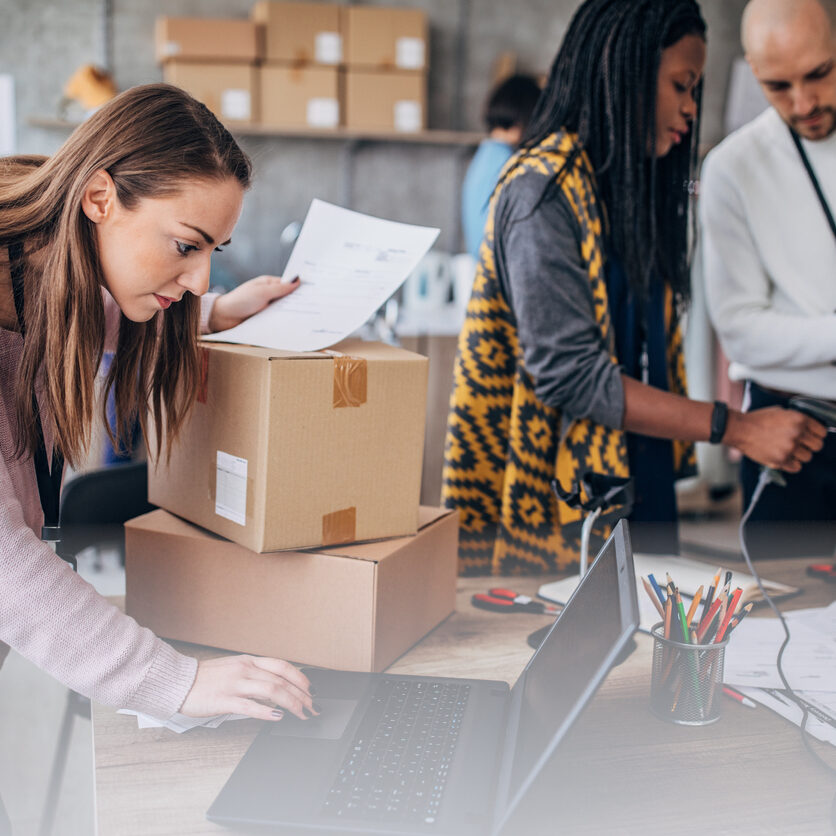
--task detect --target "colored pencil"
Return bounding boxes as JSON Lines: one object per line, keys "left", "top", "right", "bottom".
{"left": 685, "top": 585, "right": 703, "bottom": 627}
{"left": 699, "top": 567, "right": 722, "bottom": 627}
{"left": 675, "top": 589, "right": 690, "bottom": 644}
{"left": 647, "top": 573, "right": 667, "bottom": 606}
{"left": 726, "top": 603, "right": 754, "bottom": 636}
{"left": 723, "top": 685, "right": 757, "bottom": 709}
{"left": 696, "top": 597, "right": 723, "bottom": 642}
{"left": 715, "top": 588, "right": 742, "bottom": 643}
{"left": 642, "top": 577, "right": 665, "bottom": 618}
{"left": 664, "top": 594, "right": 673, "bottom": 640}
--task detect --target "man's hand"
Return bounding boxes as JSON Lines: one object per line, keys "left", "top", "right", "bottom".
{"left": 208, "top": 274, "right": 300, "bottom": 332}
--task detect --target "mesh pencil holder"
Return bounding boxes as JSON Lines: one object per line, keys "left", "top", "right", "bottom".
{"left": 649, "top": 623, "right": 729, "bottom": 726}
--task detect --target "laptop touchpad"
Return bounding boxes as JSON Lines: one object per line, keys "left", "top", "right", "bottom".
{"left": 268, "top": 698, "right": 357, "bottom": 740}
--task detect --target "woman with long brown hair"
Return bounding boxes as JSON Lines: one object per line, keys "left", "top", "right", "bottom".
{"left": 0, "top": 84, "right": 315, "bottom": 723}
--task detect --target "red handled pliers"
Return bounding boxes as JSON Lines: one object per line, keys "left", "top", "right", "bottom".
{"left": 471, "top": 588, "right": 560, "bottom": 615}
{"left": 807, "top": 563, "right": 836, "bottom": 583}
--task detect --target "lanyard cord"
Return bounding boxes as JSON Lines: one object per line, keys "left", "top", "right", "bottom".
{"left": 789, "top": 127, "right": 836, "bottom": 243}
{"left": 8, "top": 242, "right": 65, "bottom": 541}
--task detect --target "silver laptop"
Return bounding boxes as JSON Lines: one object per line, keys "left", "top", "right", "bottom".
{"left": 208, "top": 519, "right": 638, "bottom": 835}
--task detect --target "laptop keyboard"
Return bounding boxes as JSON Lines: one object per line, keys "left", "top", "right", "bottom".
{"left": 323, "top": 678, "right": 471, "bottom": 826}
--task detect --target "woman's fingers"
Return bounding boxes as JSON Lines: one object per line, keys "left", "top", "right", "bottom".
{"left": 249, "top": 655, "right": 312, "bottom": 696}
{"left": 179, "top": 655, "right": 316, "bottom": 720}
{"left": 243, "top": 666, "right": 315, "bottom": 714}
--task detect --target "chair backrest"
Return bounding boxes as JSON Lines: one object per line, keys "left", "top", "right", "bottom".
{"left": 60, "top": 461, "right": 156, "bottom": 557}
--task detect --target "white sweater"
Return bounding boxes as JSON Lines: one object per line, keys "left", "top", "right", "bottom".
{"left": 699, "top": 106, "right": 836, "bottom": 399}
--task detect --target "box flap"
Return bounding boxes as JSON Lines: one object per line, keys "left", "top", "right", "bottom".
{"left": 198, "top": 338, "right": 426, "bottom": 364}
{"left": 311, "top": 506, "right": 454, "bottom": 561}
{"left": 127, "top": 508, "right": 455, "bottom": 564}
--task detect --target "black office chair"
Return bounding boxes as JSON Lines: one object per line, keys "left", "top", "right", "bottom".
{"left": 58, "top": 460, "right": 155, "bottom": 564}
{"left": 39, "top": 460, "right": 155, "bottom": 836}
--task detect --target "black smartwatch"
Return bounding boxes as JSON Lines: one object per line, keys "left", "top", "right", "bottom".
{"left": 709, "top": 400, "right": 729, "bottom": 444}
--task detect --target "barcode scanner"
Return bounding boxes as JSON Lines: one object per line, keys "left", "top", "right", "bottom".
{"left": 788, "top": 395, "right": 836, "bottom": 430}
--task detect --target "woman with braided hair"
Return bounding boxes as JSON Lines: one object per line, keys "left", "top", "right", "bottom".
{"left": 442, "top": 0, "right": 825, "bottom": 574}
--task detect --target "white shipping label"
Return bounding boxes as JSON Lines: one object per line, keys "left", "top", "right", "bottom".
{"left": 307, "top": 97, "right": 339, "bottom": 128}
{"left": 215, "top": 451, "right": 248, "bottom": 526}
{"left": 395, "top": 37, "right": 425, "bottom": 70}
{"left": 162, "top": 40, "right": 181, "bottom": 57}
{"left": 315, "top": 31, "right": 342, "bottom": 64}
{"left": 394, "top": 100, "right": 422, "bottom": 133}
{"left": 221, "top": 89, "right": 251, "bottom": 121}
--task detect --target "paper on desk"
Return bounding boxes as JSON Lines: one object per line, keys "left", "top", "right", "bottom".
{"left": 118, "top": 709, "right": 249, "bottom": 733}
{"left": 785, "top": 600, "right": 836, "bottom": 636}
{"left": 738, "top": 687, "right": 836, "bottom": 746}
{"left": 723, "top": 618, "right": 836, "bottom": 691}
{"left": 206, "top": 200, "right": 440, "bottom": 352}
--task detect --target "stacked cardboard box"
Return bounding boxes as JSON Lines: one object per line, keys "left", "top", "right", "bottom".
{"left": 156, "top": 17, "right": 261, "bottom": 125}
{"left": 127, "top": 338, "right": 459, "bottom": 672}
{"left": 155, "top": 3, "right": 429, "bottom": 134}
{"left": 343, "top": 6, "right": 428, "bottom": 132}
{"left": 253, "top": 1, "right": 343, "bottom": 130}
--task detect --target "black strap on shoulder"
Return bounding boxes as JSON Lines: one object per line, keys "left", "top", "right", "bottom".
{"left": 8, "top": 243, "right": 65, "bottom": 542}
{"left": 789, "top": 127, "right": 836, "bottom": 243}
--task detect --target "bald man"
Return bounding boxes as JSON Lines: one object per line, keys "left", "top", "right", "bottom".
{"left": 700, "top": 0, "right": 836, "bottom": 557}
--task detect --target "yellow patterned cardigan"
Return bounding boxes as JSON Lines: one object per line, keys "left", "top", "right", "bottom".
{"left": 441, "top": 131, "right": 695, "bottom": 575}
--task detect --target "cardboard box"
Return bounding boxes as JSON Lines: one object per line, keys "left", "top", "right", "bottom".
{"left": 343, "top": 6, "right": 427, "bottom": 71}
{"left": 125, "top": 507, "right": 458, "bottom": 672}
{"left": 163, "top": 61, "right": 258, "bottom": 125}
{"left": 252, "top": 1, "right": 343, "bottom": 65}
{"left": 156, "top": 17, "right": 260, "bottom": 64}
{"left": 344, "top": 70, "right": 426, "bottom": 132}
{"left": 260, "top": 65, "right": 340, "bottom": 130}
{"left": 148, "top": 339, "right": 428, "bottom": 552}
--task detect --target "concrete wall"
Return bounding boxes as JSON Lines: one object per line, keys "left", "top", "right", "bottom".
{"left": 1, "top": 0, "right": 748, "bottom": 284}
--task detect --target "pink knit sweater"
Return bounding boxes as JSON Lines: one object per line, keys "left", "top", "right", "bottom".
{"left": 0, "top": 291, "right": 218, "bottom": 720}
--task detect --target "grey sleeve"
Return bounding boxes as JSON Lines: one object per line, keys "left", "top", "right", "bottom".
{"left": 495, "top": 183, "right": 624, "bottom": 429}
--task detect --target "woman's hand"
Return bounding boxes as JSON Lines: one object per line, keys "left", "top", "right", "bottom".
{"left": 208, "top": 274, "right": 300, "bottom": 332}
{"left": 179, "top": 655, "right": 318, "bottom": 722}
{"left": 725, "top": 407, "right": 826, "bottom": 473}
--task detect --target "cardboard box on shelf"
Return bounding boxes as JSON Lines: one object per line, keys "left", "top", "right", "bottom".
{"left": 125, "top": 507, "right": 458, "bottom": 672}
{"left": 252, "top": 1, "right": 343, "bottom": 65}
{"left": 148, "top": 339, "right": 428, "bottom": 552}
{"left": 260, "top": 65, "right": 340, "bottom": 130}
{"left": 344, "top": 70, "right": 426, "bottom": 132}
{"left": 155, "top": 17, "right": 260, "bottom": 64}
{"left": 343, "top": 6, "right": 427, "bottom": 71}
{"left": 163, "top": 62, "right": 258, "bottom": 125}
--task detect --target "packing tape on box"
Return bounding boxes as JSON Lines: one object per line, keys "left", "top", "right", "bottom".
{"left": 328, "top": 353, "right": 367, "bottom": 408}
{"left": 322, "top": 506, "right": 356, "bottom": 545}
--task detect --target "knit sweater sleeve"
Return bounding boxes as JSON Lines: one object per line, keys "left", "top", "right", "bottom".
{"left": 0, "top": 453, "right": 197, "bottom": 719}
{"left": 494, "top": 173, "right": 624, "bottom": 428}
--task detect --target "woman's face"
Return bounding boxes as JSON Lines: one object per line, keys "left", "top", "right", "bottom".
{"left": 655, "top": 33, "right": 706, "bottom": 157}
{"left": 84, "top": 174, "right": 244, "bottom": 322}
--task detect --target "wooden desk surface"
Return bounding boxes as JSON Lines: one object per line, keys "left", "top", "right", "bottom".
{"left": 93, "top": 558, "right": 836, "bottom": 835}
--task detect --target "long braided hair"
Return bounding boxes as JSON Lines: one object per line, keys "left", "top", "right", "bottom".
{"left": 519, "top": 0, "right": 705, "bottom": 301}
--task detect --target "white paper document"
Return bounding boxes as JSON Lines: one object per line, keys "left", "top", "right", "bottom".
{"left": 206, "top": 200, "right": 440, "bottom": 352}
{"left": 118, "top": 709, "right": 249, "bottom": 733}
{"left": 722, "top": 618, "right": 836, "bottom": 691}
{"left": 738, "top": 688, "right": 836, "bottom": 746}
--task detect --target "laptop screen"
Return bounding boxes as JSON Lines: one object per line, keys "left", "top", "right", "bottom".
{"left": 498, "top": 521, "right": 637, "bottom": 824}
